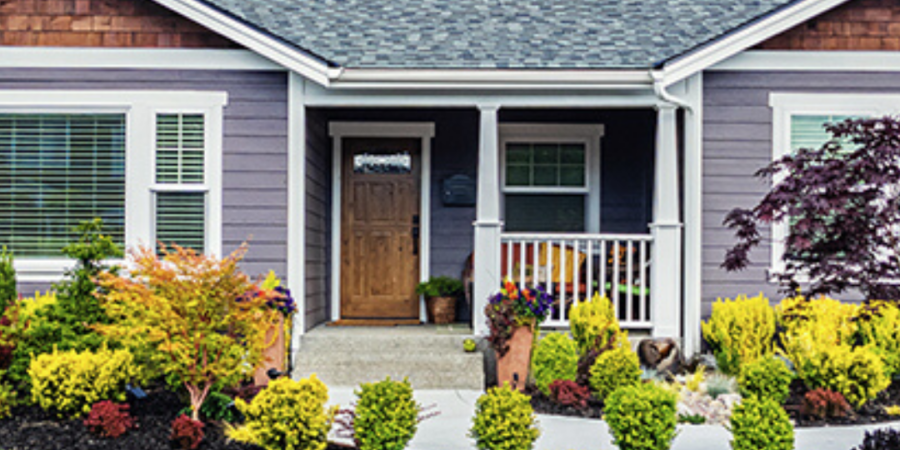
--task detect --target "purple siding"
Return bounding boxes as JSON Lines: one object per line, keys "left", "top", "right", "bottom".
{"left": 701, "top": 70, "right": 879, "bottom": 315}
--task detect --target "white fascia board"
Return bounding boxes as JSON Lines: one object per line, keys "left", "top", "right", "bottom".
{"left": 151, "top": 0, "right": 341, "bottom": 85}
{"left": 661, "top": 0, "right": 851, "bottom": 85}
{"left": 332, "top": 68, "right": 653, "bottom": 88}
{"left": 0, "top": 47, "right": 282, "bottom": 71}
{"left": 712, "top": 51, "right": 900, "bottom": 72}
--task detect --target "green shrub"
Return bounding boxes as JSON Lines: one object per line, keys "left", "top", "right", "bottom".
{"left": 604, "top": 383, "right": 677, "bottom": 450}
{"left": 588, "top": 346, "right": 641, "bottom": 400}
{"left": 28, "top": 345, "right": 137, "bottom": 417}
{"left": 701, "top": 294, "right": 776, "bottom": 376}
{"left": 0, "top": 247, "right": 15, "bottom": 315}
{"left": 729, "top": 396, "right": 794, "bottom": 450}
{"left": 739, "top": 356, "right": 793, "bottom": 405}
{"left": 4, "top": 220, "right": 121, "bottom": 391}
{"left": 809, "top": 345, "right": 888, "bottom": 407}
{"left": 0, "top": 370, "right": 14, "bottom": 419}
{"left": 415, "top": 276, "right": 464, "bottom": 298}
{"left": 855, "top": 301, "right": 900, "bottom": 378}
{"left": 469, "top": 384, "right": 539, "bottom": 450}
{"left": 229, "top": 375, "right": 337, "bottom": 450}
{"left": 532, "top": 333, "right": 578, "bottom": 396}
{"left": 179, "top": 391, "right": 238, "bottom": 422}
{"left": 569, "top": 293, "right": 624, "bottom": 354}
{"left": 354, "top": 378, "right": 420, "bottom": 450}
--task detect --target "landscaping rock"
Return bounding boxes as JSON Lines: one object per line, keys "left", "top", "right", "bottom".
{"left": 637, "top": 338, "right": 685, "bottom": 375}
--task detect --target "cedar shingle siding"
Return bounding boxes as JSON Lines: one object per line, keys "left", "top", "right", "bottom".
{"left": 0, "top": 0, "right": 238, "bottom": 47}
{"left": 758, "top": 0, "right": 900, "bottom": 50}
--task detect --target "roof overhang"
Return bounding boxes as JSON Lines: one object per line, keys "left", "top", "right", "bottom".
{"left": 659, "top": 0, "right": 852, "bottom": 85}
{"left": 152, "top": 0, "right": 855, "bottom": 91}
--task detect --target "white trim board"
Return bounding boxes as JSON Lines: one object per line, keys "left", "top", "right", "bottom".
{"left": 661, "top": 0, "right": 851, "bottom": 85}
{"left": 0, "top": 48, "right": 282, "bottom": 71}
{"left": 150, "top": 0, "right": 340, "bottom": 85}
{"left": 767, "top": 92, "right": 900, "bottom": 274}
{"left": 327, "top": 122, "right": 436, "bottom": 323}
{"left": 713, "top": 51, "right": 900, "bottom": 72}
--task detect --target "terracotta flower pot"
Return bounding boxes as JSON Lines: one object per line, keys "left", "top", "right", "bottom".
{"left": 254, "top": 315, "right": 286, "bottom": 386}
{"left": 427, "top": 296, "right": 457, "bottom": 324}
{"left": 495, "top": 323, "right": 534, "bottom": 391}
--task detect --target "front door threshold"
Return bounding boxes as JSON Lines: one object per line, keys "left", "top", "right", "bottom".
{"left": 328, "top": 319, "right": 423, "bottom": 327}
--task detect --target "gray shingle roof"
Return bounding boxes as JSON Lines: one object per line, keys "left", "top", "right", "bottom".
{"left": 201, "top": 0, "right": 799, "bottom": 69}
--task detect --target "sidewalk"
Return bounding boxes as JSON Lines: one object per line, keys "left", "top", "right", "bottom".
{"left": 327, "top": 388, "right": 898, "bottom": 450}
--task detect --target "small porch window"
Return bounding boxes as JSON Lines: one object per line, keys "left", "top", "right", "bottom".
{"left": 500, "top": 124, "right": 603, "bottom": 233}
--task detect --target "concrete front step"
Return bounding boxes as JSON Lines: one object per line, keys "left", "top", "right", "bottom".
{"left": 292, "top": 325, "right": 485, "bottom": 390}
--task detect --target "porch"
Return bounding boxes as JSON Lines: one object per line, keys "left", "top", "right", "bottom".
{"left": 303, "top": 103, "right": 681, "bottom": 338}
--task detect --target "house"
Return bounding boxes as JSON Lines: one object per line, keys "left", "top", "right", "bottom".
{"left": 2, "top": 0, "right": 898, "bottom": 359}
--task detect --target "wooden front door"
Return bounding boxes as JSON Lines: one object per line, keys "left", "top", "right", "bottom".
{"left": 340, "top": 138, "right": 421, "bottom": 321}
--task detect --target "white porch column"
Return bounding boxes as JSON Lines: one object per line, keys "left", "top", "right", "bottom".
{"left": 650, "top": 104, "right": 683, "bottom": 338}
{"left": 473, "top": 105, "right": 502, "bottom": 336}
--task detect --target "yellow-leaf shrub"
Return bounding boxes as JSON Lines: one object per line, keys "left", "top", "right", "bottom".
{"left": 796, "top": 344, "right": 888, "bottom": 408}
{"left": 569, "top": 293, "right": 624, "bottom": 354}
{"left": 588, "top": 346, "right": 641, "bottom": 401}
{"left": 701, "top": 293, "right": 775, "bottom": 376}
{"left": 28, "top": 345, "right": 137, "bottom": 417}
{"left": 776, "top": 295, "right": 859, "bottom": 346}
{"left": 228, "top": 375, "right": 336, "bottom": 450}
{"left": 469, "top": 384, "right": 539, "bottom": 450}
{"left": 855, "top": 301, "right": 900, "bottom": 378}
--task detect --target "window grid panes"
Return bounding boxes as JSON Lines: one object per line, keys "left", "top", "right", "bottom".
{"left": 156, "top": 113, "right": 205, "bottom": 184}
{"left": 506, "top": 142, "right": 586, "bottom": 188}
{"left": 0, "top": 113, "right": 126, "bottom": 257}
{"left": 154, "top": 113, "right": 206, "bottom": 254}
{"left": 790, "top": 115, "right": 857, "bottom": 153}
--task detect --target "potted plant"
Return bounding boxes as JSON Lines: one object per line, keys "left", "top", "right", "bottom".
{"left": 485, "top": 280, "right": 553, "bottom": 391}
{"left": 416, "top": 276, "right": 464, "bottom": 324}
{"left": 246, "top": 271, "right": 297, "bottom": 386}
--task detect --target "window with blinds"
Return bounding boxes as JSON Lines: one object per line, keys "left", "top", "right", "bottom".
{"left": 0, "top": 113, "right": 126, "bottom": 257}
{"left": 154, "top": 113, "right": 206, "bottom": 254}
{"left": 790, "top": 115, "right": 857, "bottom": 152}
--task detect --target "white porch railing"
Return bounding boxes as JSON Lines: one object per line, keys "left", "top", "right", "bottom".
{"left": 500, "top": 233, "right": 653, "bottom": 329}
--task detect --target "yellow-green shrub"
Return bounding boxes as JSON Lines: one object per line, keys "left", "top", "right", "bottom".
{"left": 776, "top": 295, "right": 859, "bottom": 346}
{"left": 730, "top": 396, "right": 794, "bottom": 450}
{"left": 531, "top": 333, "right": 579, "bottom": 396}
{"left": 28, "top": 345, "right": 137, "bottom": 417}
{"left": 738, "top": 355, "right": 793, "bottom": 405}
{"left": 856, "top": 301, "right": 900, "bottom": 378}
{"left": 701, "top": 293, "right": 776, "bottom": 376}
{"left": 605, "top": 382, "right": 677, "bottom": 450}
{"left": 354, "top": 378, "right": 420, "bottom": 450}
{"left": 0, "top": 371, "right": 14, "bottom": 419}
{"left": 803, "top": 345, "right": 888, "bottom": 408}
{"left": 569, "top": 293, "right": 624, "bottom": 354}
{"left": 588, "top": 346, "right": 641, "bottom": 401}
{"left": 469, "top": 384, "right": 539, "bottom": 450}
{"left": 228, "top": 375, "right": 337, "bottom": 450}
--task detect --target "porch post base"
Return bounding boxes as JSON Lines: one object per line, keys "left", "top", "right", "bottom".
{"left": 650, "top": 222, "right": 682, "bottom": 338}
{"left": 473, "top": 220, "right": 502, "bottom": 336}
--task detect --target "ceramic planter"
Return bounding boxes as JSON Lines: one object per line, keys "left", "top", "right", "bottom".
{"left": 254, "top": 315, "right": 286, "bottom": 386}
{"left": 495, "top": 323, "right": 534, "bottom": 391}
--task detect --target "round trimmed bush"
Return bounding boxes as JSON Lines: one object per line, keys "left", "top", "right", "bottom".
{"left": 354, "top": 378, "right": 420, "bottom": 450}
{"left": 738, "top": 355, "right": 793, "bottom": 405}
{"left": 730, "top": 396, "right": 794, "bottom": 450}
{"left": 588, "top": 346, "right": 641, "bottom": 400}
{"left": 469, "top": 384, "right": 539, "bottom": 450}
{"left": 605, "top": 382, "right": 677, "bottom": 450}
{"left": 531, "top": 332, "right": 578, "bottom": 396}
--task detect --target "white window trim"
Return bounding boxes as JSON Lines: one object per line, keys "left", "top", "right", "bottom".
{"left": 768, "top": 93, "right": 900, "bottom": 275}
{"left": 0, "top": 90, "right": 227, "bottom": 282}
{"left": 499, "top": 123, "right": 605, "bottom": 233}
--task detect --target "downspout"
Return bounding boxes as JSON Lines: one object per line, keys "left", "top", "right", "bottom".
{"left": 651, "top": 70, "right": 692, "bottom": 111}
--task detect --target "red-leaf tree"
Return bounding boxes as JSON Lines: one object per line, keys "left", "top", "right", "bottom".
{"left": 95, "top": 245, "right": 280, "bottom": 420}
{"left": 723, "top": 117, "right": 900, "bottom": 300}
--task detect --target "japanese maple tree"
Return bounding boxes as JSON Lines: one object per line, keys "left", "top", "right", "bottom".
{"left": 723, "top": 116, "right": 900, "bottom": 300}
{"left": 95, "top": 244, "right": 280, "bottom": 420}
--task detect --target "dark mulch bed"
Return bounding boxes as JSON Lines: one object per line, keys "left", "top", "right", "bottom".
{"left": 527, "top": 386, "right": 604, "bottom": 419}
{"left": 0, "top": 387, "right": 357, "bottom": 450}
{"left": 529, "top": 380, "right": 900, "bottom": 428}
{"left": 789, "top": 380, "right": 900, "bottom": 428}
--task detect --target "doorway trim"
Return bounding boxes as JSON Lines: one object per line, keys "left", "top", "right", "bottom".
{"left": 328, "top": 122, "right": 435, "bottom": 323}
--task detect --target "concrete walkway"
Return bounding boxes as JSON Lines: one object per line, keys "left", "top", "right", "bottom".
{"left": 327, "top": 388, "right": 899, "bottom": 450}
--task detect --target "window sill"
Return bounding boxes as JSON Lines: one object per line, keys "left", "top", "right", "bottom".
{"left": 14, "top": 259, "right": 125, "bottom": 283}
